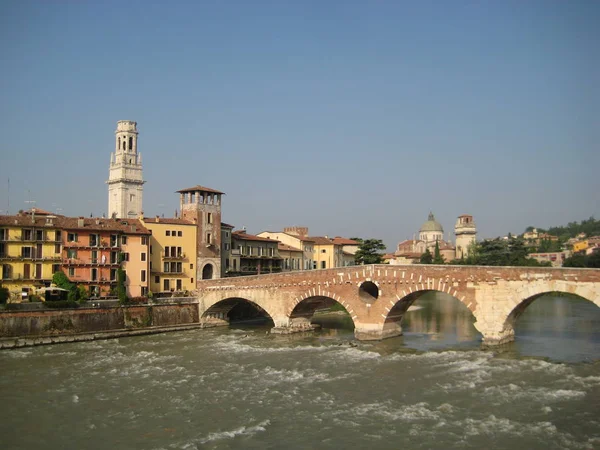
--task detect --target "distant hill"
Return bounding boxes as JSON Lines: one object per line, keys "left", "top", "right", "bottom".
{"left": 525, "top": 217, "right": 600, "bottom": 241}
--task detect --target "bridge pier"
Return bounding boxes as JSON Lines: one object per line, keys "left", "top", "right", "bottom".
{"left": 474, "top": 320, "right": 515, "bottom": 347}
{"left": 354, "top": 321, "right": 403, "bottom": 341}
{"left": 270, "top": 317, "right": 319, "bottom": 335}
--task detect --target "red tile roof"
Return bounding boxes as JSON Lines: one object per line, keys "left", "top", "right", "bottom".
{"left": 142, "top": 217, "right": 194, "bottom": 225}
{"left": 232, "top": 230, "right": 279, "bottom": 243}
{"left": 60, "top": 217, "right": 151, "bottom": 234}
{"left": 332, "top": 237, "right": 359, "bottom": 245}
{"left": 278, "top": 243, "right": 302, "bottom": 252}
{"left": 221, "top": 222, "right": 235, "bottom": 229}
{"left": 308, "top": 236, "right": 337, "bottom": 245}
{"left": 176, "top": 185, "right": 225, "bottom": 194}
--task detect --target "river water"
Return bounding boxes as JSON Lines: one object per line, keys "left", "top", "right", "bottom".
{"left": 1, "top": 293, "right": 599, "bottom": 450}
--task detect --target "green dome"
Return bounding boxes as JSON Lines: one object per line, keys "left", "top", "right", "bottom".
{"left": 419, "top": 212, "right": 444, "bottom": 233}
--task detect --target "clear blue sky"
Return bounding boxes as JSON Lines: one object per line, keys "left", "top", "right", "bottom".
{"left": 1, "top": 0, "right": 598, "bottom": 250}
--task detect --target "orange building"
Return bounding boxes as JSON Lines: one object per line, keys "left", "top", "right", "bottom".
{"left": 61, "top": 217, "right": 150, "bottom": 298}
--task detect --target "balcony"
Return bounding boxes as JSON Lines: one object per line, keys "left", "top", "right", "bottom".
{"left": 150, "top": 270, "right": 187, "bottom": 277}
{"left": 162, "top": 252, "right": 187, "bottom": 260}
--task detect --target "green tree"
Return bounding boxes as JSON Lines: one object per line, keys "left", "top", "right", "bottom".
{"left": 52, "top": 271, "right": 74, "bottom": 291}
{"left": 433, "top": 240, "right": 445, "bottom": 264}
{"left": 0, "top": 285, "right": 9, "bottom": 304}
{"left": 352, "top": 238, "right": 386, "bottom": 265}
{"left": 420, "top": 249, "right": 433, "bottom": 264}
{"left": 117, "top": 268, "right": 128, "bottom": 304}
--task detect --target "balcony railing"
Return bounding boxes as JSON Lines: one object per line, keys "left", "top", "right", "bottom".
{"left": 150, "top": 270, "right": 187, "bottom": 276}
{"left": 162, "top": 252, "right": 187, "bottom": 260}
{"left": 63, "top": 258, "right": 121, "bottom": 266}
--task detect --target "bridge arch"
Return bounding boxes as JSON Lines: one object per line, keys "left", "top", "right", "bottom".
{"left": 288, "top": 295, "right": 356, "bottom": 331}
{"left": 377, "top": 288, "right": 477, "bottom": 342}
{"left": 200, "top": 292, "right": 283, "bottom": 328}
{"left": 503, "top": 285, "right": 600, "bottom": 335}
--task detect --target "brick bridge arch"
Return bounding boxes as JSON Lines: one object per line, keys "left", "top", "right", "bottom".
{"left": 196, "top": 265, "right": 600, "bottom": 345}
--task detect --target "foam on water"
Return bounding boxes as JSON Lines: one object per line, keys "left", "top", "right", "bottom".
{"left": 180, "top": 419, "right": 271, "bottom": 447}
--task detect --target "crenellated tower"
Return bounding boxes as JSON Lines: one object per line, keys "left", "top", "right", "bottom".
{"left": 107, "top": 120, "right": 145, "bottom": 218}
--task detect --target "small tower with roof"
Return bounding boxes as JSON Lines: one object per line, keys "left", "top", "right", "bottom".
{"left": 455, "top": 214, "right": 477, "bottom": 259}
{"left": 177, "top": 185, "right": 224, "bottom": 280}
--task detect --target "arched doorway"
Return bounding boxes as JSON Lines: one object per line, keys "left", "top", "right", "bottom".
{"left": 202, "top": 264, "right": 214, "bottom": 280}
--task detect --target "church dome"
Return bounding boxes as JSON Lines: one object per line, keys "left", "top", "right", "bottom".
{"left": 419, "top": 212, "right": 444, "bottom": 233}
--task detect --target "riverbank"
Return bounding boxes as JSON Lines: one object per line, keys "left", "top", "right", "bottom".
{"left": 0, "top": 323, "right": 214, "bottom": 349}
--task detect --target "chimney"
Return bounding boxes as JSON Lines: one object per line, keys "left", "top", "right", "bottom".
{"left": 155, "top": 216, "right": 160, "bottom": 223}
{"left": 78, "top": 217, "right": 84, "bottom": 227}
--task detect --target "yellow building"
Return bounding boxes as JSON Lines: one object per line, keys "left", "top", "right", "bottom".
{"left": 141, "top": 217, "right": 197, "bottom": 296}
{"left": 310, "top": 236, "right": 343, "bottom": 269}
{"left": 0, "top": 210, "right": 63, "bottom": 302}
{"left": 572, "top": 240, "right": 589, "bottom": 254}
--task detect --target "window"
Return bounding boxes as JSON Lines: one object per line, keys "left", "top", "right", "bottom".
{"left": 172, "top": 230, "right": 176, "bottom": 236}
{"left": 154, "top": 275, "right": 160, "bottom": 283}
{"left": 150, "top": 245, "right": 153, "bottom": 254}
{"left": 206, "top": 233, "right": 212, "bottom": 244}
{"left": 207, "top": 213, "right": 213, "bottom": 224}
{"left": 141, "top": 236, "right": 148, "bottom": 245}
{"left": 36, "top": 230, "right": 44, "bottom": 241}
{"left": 110, "top": 269, "right": 117, "bottom": 281}
{"left": 68, "top": 267, "right": 75, "bottom": 277}
{"left": 21, "top": 247, "right": 32, "bottom": 258}
{"left": 2, "top": 264, "right": 12, "bottom": 280}
{"left": 90, "top": 234, "right": 99, "bottom": 246}
{"left": 55, "top": 243, "right": 61, "bottom": 254}
{"left": 67, "top": 248, "right": 78, "bottom": 259}
{"left": 166, "top": 230, "right": 171, "bottom": 236}
{"left": 121, "top": 236, "right": 128, "bottom": 245}
{"left": 129, "top": 136, "right": 133, "bottom": 150}
{"left": 322, "top": 249, "right": 326, "bottom": 253}
{"left": 164, "top": 279, "right": 170, "bottom": 291}
{"left": 141, "top": 270, "right": 146, "bottom": 282}
{"left": 176, "top": 279, "right": 182, "bottom": 290}
{"left": 122, "top": 252, "right": 130, "bottom": 262}
{"left": 190, "top": 278, "right": 194, "bottom": 284}
{"left": 141, "top": 252, "right": 146, "bottom": 262}
{"left": 91, "top": 250, "right": 98, "bottom": 264}
{"left": 110, "top": 234, "right": 118, "bottom": 247}
{"left": 67, "top": 232, "right": 78, "bottom": 242}
{"left": 52, "top": 264, "right": 60, "bottom": 274}
{"left": 164, "top": 262, "right": 170, "bottom": 272}
{"left": 110, "top": 251, "right": 118, "bottom": 264}
{"left": 224, "top": 243, "right": 230, "bottom": 250}
{"left": 177, "top": 231, "right": 182, "bottom": 237}
{"left": 321, "top": 261, "right": 326, "bottom": 269}
{"left": 23, "top": 229, "right": 32, "bottom": 240}
{"left": 91, "top": 268, "right": 98, "bottom": 281}
{"left": 35, "top": 264, "right": 42, "bottom": 279}
{"left": 190, "top": 264, "right": 193, "bottom": 269}
{"left": 55, "top": 230, "right": 62, "bottom": 241}
{"left": 141, "top": 287, "right": 148, "bottom": 296}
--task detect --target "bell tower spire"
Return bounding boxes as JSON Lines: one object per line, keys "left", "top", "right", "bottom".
{"left": 107, "top": 120, "right": 145, "bottom": 218}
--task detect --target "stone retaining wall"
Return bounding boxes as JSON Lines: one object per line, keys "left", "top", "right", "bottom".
{"left": 0, "top": 303, "right": 199, "bottom": 339}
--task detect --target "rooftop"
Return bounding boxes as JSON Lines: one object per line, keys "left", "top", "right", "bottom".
{"left": 176, "top": 185, "right": 225, "bottom": 195}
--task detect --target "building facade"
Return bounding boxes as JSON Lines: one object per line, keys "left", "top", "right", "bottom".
{"left": 228, "top": 230, "right": 282, "bottom": 276}
{"left": 61, "top": 217, "right": 150, "bottom": 298}
{"left": 141, "top": 217, "right": 197, "bottom": 296}
{"left": 0, "top": 211, "right": 63, "bottom": 301}
{"left": 107, "top": 120, "right": 145, "bottom": 219}
{"left": 258, "top": 227, "right": 315, "bottom": 270}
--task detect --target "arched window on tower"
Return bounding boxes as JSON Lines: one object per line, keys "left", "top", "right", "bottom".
{"left": 129, "top": 137, "right": 133, "bottom": 150}
{"left": 123, "top": 139, "right": 126, "bottom": 150}
{"left": 118, "top": 137, "right": 121, "bottom": 149}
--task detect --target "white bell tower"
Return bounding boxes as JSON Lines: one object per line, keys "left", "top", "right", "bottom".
{"left": 106, "top": 120, "right": 145, "bottom": 218}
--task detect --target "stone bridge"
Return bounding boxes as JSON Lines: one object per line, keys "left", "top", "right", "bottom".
{"left": 195, "top": 264, "right": 600, "bottom": 345}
